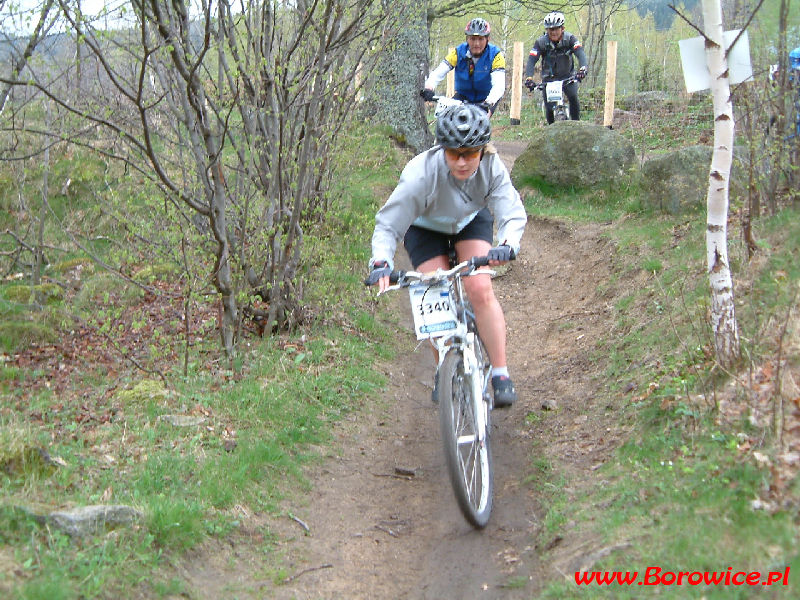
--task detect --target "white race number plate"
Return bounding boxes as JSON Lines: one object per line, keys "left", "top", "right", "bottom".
{"left": 545, "top": 81, "right": 563, "bottom": 103}
{"left": 408, "top": 282, "right": 458, "bottom": 340}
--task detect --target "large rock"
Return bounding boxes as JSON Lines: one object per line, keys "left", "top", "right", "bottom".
{"left": 641, "top": 145, "right": 712, "bottom": 214}
{"left": 641, "top": 145, "right": 749, "bottom": 214}
{"left": 511, "top": 121, "right": 635, "bottom": 188}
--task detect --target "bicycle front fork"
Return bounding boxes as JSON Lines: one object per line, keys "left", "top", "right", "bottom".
{"left": 464, "top": 332, "right": 488, "bottom": 444}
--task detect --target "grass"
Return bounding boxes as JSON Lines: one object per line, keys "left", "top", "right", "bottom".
{"left": 516, "top": 162, "right": 800, "bottom": 597}
{"left": 535, "top": 404, "right": 797, "bottom": 599}
{"left": 1, "top": 317, "right": 389, "bottom": 598}
{"left": 491, "top": 89, "right": 714, "bottom": 153}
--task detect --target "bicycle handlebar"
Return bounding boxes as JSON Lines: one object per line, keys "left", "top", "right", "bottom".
{"left": 364, "top": 253, "right": 514, "bottom": 291}
{"left": 531, "top": 74, "right": 579, "bottom": 91}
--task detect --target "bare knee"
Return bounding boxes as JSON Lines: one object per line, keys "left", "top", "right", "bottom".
{"left": 464, "top": 276, "right": 495, "bottom": 309}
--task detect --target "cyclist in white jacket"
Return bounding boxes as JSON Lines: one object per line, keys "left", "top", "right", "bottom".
{"left": 367, "top": 104, "right": 526, "bottom": 407}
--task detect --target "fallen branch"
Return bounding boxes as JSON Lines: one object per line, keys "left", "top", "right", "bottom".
{"left": 371, "top": 471, "right": 414, "bottom": 481}
{"left": 374, "top": 524, "right": 398, "bottom": 538}
{"left": 281, "top": 563, "right": 333, "bottom": 584}
{"left": 288, "top": 512, "right": 310, "bottom": 534}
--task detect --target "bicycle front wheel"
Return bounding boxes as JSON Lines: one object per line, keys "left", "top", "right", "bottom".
{"left": 438, "top": 349, "right": 493, "bottom": 528}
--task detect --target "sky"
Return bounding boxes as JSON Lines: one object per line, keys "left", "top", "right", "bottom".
{"left": 2, "top": 1, "right": 133, "bottom": 35}
{"left": 82, "top": 0, "right": 107, "bottom": 14}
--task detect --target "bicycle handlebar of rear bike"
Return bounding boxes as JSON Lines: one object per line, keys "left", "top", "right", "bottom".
{"left": 530, "top": 74, "right": 579, "bottom": 92}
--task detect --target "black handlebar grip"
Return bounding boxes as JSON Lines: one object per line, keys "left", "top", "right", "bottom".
{"left": 472, "top": 250, "right": 516, "bottom": 268}
{"left": 363, "top": 270, "right": 405, "bottom": 286}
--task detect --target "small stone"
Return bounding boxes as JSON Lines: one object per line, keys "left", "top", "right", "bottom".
{"left": 48, "top": 504, "right": 143, "bottom": 537}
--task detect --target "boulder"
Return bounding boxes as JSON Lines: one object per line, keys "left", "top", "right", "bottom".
{"left": 511, "top": 120, "right": 635, "bottom": 188}
{"left": 641, "top": 145, "right": 749, "bottom": 214}
{"left": 641, "top": 146, "right": 711, "bottom": 214}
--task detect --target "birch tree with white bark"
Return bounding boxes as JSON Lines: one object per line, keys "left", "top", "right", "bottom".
{"left": 701, "top": 0, "right": 740, "bottom": 368}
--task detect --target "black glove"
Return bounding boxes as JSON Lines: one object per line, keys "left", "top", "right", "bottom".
{"left": 420, "top": 88, "right": 435, "bottom": 102}
{"left": 524, "top": 77, "right": 536, "bottom": 91}
{"left": 576, "top": 67, "right": 587, "bottom": 81}
{"left": 365, "top": 260, "right": 391, "bottom": 286}
{"left": 487, "top": 245, "right": 515, "bottom": 263}
{"left": 476, "top": 101, "right": 491, "bottom": 113}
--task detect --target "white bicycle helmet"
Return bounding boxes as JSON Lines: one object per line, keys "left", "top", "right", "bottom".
{"left": 436, "top": 104, "right": 491, "bottom": 148}
{"left": 465, "top": 18, "right": 490, "bottom": 37}
{"left": 543, "top": 11, "right": 565, "bottom": 29}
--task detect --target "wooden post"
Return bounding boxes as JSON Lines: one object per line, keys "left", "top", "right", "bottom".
{"left": 603, "top": 40, "right": 618, "bottom": 129}
{"left": 446, "top": 47, "right": 455, "bottom": 97}
{"left": 510, "top": 42, "right": 523, "bottom": 125}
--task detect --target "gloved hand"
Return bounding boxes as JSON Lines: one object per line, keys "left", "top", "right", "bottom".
{"left": 476, "top": 101, "right": 491, "bottom": 113}
{"left": 576, "top": 66, "right": 587, "bottom": 81}
{"left": 487, "top": 245, "right": 515, "bottom": 263}
{"left": 365, "top": 260, "right": 391, "bottom": 286}
{"left": 420, "top": 88, "right": 435, "bottom": 102}
{"left": 524, "top": 77, "right": 536, "bottom": 91}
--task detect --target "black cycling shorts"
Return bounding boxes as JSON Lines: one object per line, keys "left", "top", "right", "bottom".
{"left": 403, "top": 207, "right": 493, "bottom": 269}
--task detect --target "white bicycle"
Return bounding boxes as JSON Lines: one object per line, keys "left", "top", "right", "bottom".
{"left": 369, "top": 253, "right": 507, "bottom": 527}
{"left": 429, "top": 95, "right": 491, "bottom": 118}
{"left": 531, "top": 74, "right": 579, "bottom": 123}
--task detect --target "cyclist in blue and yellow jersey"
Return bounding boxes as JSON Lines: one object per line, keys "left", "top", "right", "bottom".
{"left": 790, "top": 47, "right": 800, "bottom": 84}
{"left": 420, "top": 18, "right": 506, "bottom": 117}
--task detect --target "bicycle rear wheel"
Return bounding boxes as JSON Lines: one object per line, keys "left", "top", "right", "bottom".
{"left": 438, "top": 349, "right": 493, "bottom": 528}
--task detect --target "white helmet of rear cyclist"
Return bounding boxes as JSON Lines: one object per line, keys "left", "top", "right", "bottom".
{"left": 543, "top": 12, "right": 565, "bottom": 29}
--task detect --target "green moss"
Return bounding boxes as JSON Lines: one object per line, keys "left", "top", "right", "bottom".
{"left": 49, "top": 258, "right": 94, "bottom": 274}
{"left": 0, "top": 321, "right": 58, "bottom": 352}
{"left": 114, "top": 379, "right": 173, "bottom": 405}
{"left": 133, "top": 263, "right": 180, "bottom": 283}
{"left": 0, "top": 425, "right": 54, "bottom": 477}
{"left": 3, "top": 283, "right": 63, "bottom": 305}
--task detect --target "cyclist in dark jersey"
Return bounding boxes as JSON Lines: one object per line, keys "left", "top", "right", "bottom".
{"left": 524, "top": 12, "right": 588, "bottom": 123}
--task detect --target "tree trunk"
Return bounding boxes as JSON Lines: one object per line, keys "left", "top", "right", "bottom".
{"left": 33, "top": 101, "right": 51, "bottom": 298}
{"left": 368, "top": 1, "right": 432, "bottom": 152}
{"left": 702, "top": 0, "right": 740, "bottom": 369}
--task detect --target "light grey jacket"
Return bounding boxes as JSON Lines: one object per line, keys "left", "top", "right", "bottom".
{"left": 371, "top": 145, "right": 526, "bottom": 269}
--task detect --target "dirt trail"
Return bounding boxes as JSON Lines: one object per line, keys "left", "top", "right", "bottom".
{"left": 178, "top": 141, "right": 623, "bottom": 599}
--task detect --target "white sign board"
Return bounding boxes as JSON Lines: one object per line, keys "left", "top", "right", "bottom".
{"left": 679, "top": 29, "right": 753, "bottom": 93}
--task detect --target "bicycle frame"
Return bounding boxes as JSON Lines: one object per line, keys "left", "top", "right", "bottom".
{"left": 371, "top": 254, "right": 498, "bottom": 527}
{"left": 534, "top": 75, "right": 578, "bottom": 123}
{"left": 379, "top": 259, "right": 493, "bottom": 434}
{"left": 430, "top": 269, "right": 490, "bottom": 443}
